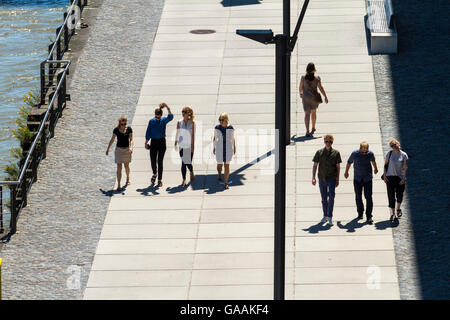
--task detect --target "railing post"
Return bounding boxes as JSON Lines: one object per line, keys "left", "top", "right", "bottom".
{"left": 32, "top": 147, "right": 38, "bottom": 182}
{"left": 63, "top": 12, "right": 69, "bottom": 52}
{"left": 0, "top": 186, "right": 4, "bottom": 234}
{"left": 40, "top": 62, "right": 46, "bottom": 105}
{"left": 48, "top": 92, "right": 56, "bottom": 138}
{"left": 10, "top": 186, "right": 17, "bottom": 234}
{"left": 41, "top": 129, "right": 47, "bottom": 160}
{"left": 21, "top": 177, "right": 27, "bottom": 209}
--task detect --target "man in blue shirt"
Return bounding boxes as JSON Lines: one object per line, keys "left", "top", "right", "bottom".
{"left": 145, "top": 102, "right": 173, "bottom": 187}
{"left": 344, "top": 142, "right": 379, "bottom": 224}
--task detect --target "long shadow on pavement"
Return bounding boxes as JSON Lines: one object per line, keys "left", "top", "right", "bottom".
{"left": 373, "top": 0, "right": 450, "bottom": 298}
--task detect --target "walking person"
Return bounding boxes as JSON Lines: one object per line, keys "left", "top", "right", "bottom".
{"left": 175, "top": 106, "right": 195, "bottom": 187}
{"left": 312, "top": 134, "right": 342, "bottom": 225}
{"left": 344, "top": 142, "right": 379, "bottom": 224}
{"left": 299, "top": 62, "right": 328, "bottom": 137}
{"left": 213, "top": 113, "right": 236, "bottom": 190}
{"left": 383, "top": 138, "right": 408, "bottom": 223}
{"left": 106, "top": 116, "right": 133, "bottom": 191}
{"left": 145, "top": 102, "right": 173, "bottom": 187}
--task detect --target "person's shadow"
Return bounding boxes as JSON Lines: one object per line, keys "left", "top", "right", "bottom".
{"left": 375, "top": 219, "right": 399, "bottom": 229}
{"left": 99, "top": 185, "right": 129, "bottom": 197}
{"left": 290, "top": 134, "right": 321, "bottom": 144}
{"left": 337, "top": 218, "right": 366, "bottom": 233}
{"left": 302, "top": 222, "right": 332, "bottom": 234}
{"left": 136, "top": 185, "right": 160, "bottom": 196}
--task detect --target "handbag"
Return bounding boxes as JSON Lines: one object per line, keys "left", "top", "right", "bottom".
{"left": 381, "top": 150, "right": 392, "bottom": 181}
{"left": 313, "top": 90, "right": 323, "bottom": 104}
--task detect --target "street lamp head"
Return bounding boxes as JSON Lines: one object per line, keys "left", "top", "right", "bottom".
{"left": 236, "top": 29, "right": 274, "bottom": 44}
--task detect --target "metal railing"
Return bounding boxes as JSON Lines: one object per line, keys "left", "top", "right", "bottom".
{"left": 0, "top": 0, "right": 88, "bottom": 241}
{"left": 40, "top": 0, "right": 88, "bottom": 104}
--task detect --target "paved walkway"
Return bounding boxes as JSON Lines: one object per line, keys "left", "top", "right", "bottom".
{"left": 84, "top": 0, "right": 400, "bottom": 299}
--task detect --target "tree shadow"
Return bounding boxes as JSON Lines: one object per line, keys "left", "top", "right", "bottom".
{"left": 221, "top": 0, "right": 262, "bottom": 7}
{"left": 302, "top": 222, "right": 331, "bottom": 234}
{"left": 337, "top": 218, "right": 366, "bottom": 233}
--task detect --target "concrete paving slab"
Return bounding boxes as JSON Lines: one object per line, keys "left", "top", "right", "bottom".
{"left": 191, "top": 268, "right": 295, "bottom": 285}
{"left": 193, "top": 252, "right": 295, "bottom": 270}
{"left": 294, "top": 284, "right": 399, "bottom": 300}
{"left": 103, "top": 210, "right": 201, "bottom": 225}
{"left": 87, "top": 270, "right": 191, "bottom": 287}
{"left": 295, "top": 250, "right": 397, "bottom": 268}
{"left": 96, "top": 239, "right": 197, "bottom": 255}
{"left": 90, "top": 254, "right": 194, "bottom": 271}
{"left": 84, "top": 286, "right": 188, "bottom": 300}
{"left": 295, "top": 235, "right": 395, "bottom": 252}
{"left": 99, "top": 224, "right": 199, "bottom": 239}
{"left": 295, "top": 266, "right": 398, "bottom": 284}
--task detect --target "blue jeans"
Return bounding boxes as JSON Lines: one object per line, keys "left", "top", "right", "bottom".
{"left": 353, "top": 179, "right": 373, "bottom": 218}
{"left": 319, "top": 179, "right": 336, "bottom": 218}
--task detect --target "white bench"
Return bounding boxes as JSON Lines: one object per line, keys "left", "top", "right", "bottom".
{"left": 366, "top": 0, "right": 397, "bottom": 54}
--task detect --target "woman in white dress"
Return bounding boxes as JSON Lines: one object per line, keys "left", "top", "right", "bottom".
{"left": 175, "top": 107, "right": 195, "bottom": 187}
{"left": 213, "top": 113, "right": 236, "bottom": 190}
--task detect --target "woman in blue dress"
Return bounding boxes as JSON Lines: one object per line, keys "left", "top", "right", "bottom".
{"left": 213, "top": 113, "right": 236, "bottom": 189}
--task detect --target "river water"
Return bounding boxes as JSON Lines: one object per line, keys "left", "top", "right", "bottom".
{"left": 0, "top": 0, "right": 68, "bottom": 179}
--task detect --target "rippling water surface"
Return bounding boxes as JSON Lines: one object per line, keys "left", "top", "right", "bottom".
{"left": 0, "top": 0, "right": 68, "bottom": 179}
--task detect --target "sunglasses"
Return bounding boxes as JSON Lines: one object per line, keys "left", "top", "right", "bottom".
{"left": 120, "top": 122, "right": 127, "bottom": 125}
{"left": 390, "top": 144, "right": 397, "bottom": 148}
{"left": 324, "top": 140, "right": 333, "bottom": 144}
{"left": 219, "top": 118, "right": 226, "bottom": 122}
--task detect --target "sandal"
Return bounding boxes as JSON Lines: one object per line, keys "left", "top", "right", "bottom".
{"left": 151, "top": 174, "right": 157, "bottom": 185}
{"left": 224, "top": 183, "right": 229, "bottom": 190}
{"left": 157, "top": 180, "right": 163, "bottom": 187}
{"left": 125, "top": 179, "right": 130, "bottom": 186}
{"left": 181, "top": 180, "right": 187, "bottom": 187}
{"left": 397, "top": 209, "right": 403, "bottom": 218}
{"left": 390, "top": 214, "right": 395, "bottom": 222}
{"left": 305, "top": 132, "right": 311, "bottom": 137}
{"left": 117, "top": 186, "right": 122, "bottom": 192}
{"left": 311, "top": 128, "right": 316, "bottom": 133}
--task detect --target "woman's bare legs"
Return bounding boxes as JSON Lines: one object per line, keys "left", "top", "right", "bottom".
{"left": 116, "top": 163, "right": 123, "bottom": 190}
{"left": 124, "top": 162, "right": 130, "bottom": 185}
{"left": 217, "top": 163, "right": 223, "bottom": 181}
{"left": 304, "top": 110, "right": 311, "bottom": 135}
{"left": 311, "top": 109, "right": 317, "bottom": 132}
{"left": 224, "top": 164, "right": 230, "bottom": 189}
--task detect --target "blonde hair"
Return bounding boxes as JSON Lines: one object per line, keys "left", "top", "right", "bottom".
{"left": 182, "top": 106, "right": 194, "bottom": 121}
{"left": 360, "top": 141, "right": 369, "bottom": 149}
{"left": 323, "top": 134, "right": 334, "bottom": 142}
{"left": 389, "top": 138, "right": 401, "bottom": 149}
{"left": 219, "top": 112, "right": 229, "bottom": 124}
{"left": 115, "top": 116, "right": 127, "bottom": 129}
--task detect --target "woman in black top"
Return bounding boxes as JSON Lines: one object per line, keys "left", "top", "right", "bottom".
{"left": 106, "top": 116, "right": 133, "bottom": 191}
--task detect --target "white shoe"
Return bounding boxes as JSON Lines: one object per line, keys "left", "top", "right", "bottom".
{"left": 327, "top": 218, "right": 333, "bottom": 226}
{"left": 320, "top": 217, "right": 327, "bottom": 224}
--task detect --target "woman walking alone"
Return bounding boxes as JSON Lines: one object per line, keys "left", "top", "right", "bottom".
{"left": 299, "top": 62, "right": 328, "bottom": 137}
{"left": 106, "top": 116, "right": 133, "bottom": 191}
{"left": 213, "top": 113, "right": 236, "bottom": 190}
{"left": 175, "top": 106, "right": 195, "bottom": 187}
{"left": 383, "top": 138, "right": 408, "bottom": 223}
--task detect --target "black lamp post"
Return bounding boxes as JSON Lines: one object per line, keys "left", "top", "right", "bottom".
{"left": 236, "top": 0, "right": 310, "bottom": 300}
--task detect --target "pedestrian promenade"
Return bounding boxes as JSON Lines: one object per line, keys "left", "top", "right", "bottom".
{"left": 83, "top": 0, "right": 400, "bottom": 299}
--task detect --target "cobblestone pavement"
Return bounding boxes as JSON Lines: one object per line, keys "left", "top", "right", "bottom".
{"left": 0, "top": 0, "right": 164, "bottom": 299}
{"left": 372, "top": 0, "right": 449, "bottom": 299}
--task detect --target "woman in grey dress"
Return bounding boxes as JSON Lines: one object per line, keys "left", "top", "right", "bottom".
{"left": 299, "top": 62, "right": 329, "bottom": 137}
